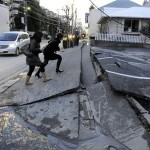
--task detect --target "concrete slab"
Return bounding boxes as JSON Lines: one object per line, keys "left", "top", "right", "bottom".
{"left": 91, "top": 47, "right": 125, "bottom": 56}
{"left": 14, "top": 94, "right": 79, "bottom": 142}
{"left": 0, "top": 106, "right": 78, "bottom": 150}
{"left": 107, "top": 71, "right": 150, "bottom": 99}
{"left": 81, "top": 46, "right": 97, "bottom": 87}
{"left": 97, "top": 57, "right": 116, "bottom": 66}
{"left": 103, "top": 63, "right": 150, "bottom": 77}
{"left": 93, "top": 47, "right": 150, "bottom": 99}
{"left": 92, "top": 47, "right": 146, "bottom": 63}
{"left": 0, "top": 78, "right": 20, "bottom": 93}
{"left": 0, "top": 47, "right": 81, "bottom": 106}
{"left": 0, "top": 107, "right": 58, "bottom": 150}
{"left": 79, "top": 89, "right": 129, "bottom": 150}
{"left": 127, "top": 96, "right": 150, "bottom": 125}
{"left": 113, "top": 55, "right": 145, "bottom": 63}
{"left": 78, "top": 121, "right": 129, "bottom": 150}
{"left": 87, "top": 82, "right": 150, "bottom": 150}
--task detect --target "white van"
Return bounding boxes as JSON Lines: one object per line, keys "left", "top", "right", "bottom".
{"left": 0, "top": 31, "right": 30, "bottom": 56}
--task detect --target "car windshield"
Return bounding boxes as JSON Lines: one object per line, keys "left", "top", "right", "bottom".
{"left": 0, "top": 33, "right": 18, "bottom": 41}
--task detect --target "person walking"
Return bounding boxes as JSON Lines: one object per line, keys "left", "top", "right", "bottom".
{"left": 25, "top": 31, "right": 51, "bottom": 85}
{"left": 74, "top": 29, "right": 80, "bottom": 46}
{"left": 35, "top": 33, "right": 64, "bottom": 77}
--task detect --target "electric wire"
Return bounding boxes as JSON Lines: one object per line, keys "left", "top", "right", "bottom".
{"left": 25, "top": 3, "right": 61, "bottom": 23}
{"left": 89, "top": 0, "right": 130, "bottom": 29}
{"left": 27, "top": 9, "right": 59, "bottom": 23}
{"left": 16, "top": 11, "right": 63, "bottom": 26}
{"left": 10, "top": 0, "right": 66, "bottom": 25}
{"left": 10, "top": 1, "right": 69, "bottom": 31}
{"left": 26, "top": 1, "right": 67, "bottom": 23}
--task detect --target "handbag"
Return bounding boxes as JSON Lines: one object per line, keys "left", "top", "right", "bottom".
{"left": 21, "top": 45, "right": 33, "bottom": 57}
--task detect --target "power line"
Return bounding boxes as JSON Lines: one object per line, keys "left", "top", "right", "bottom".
{"left": 25, "top": 4, "right": 60, "bottom": 23}
{"left": 26, "top": 1, "right": 41, "bottom": 12}
{"left": 27, "top": 14, "right": 59, "bottom": 26}
{"left": 28, "top": 9, "right": 59, "bottom": 23}
{"left": 89, "top": 0, "right": 128, "bottom": 29}
{"left": 17, "top": 11, "right": 62, "bottom": 26}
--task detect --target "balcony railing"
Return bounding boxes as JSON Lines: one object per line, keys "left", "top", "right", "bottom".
{"left": 12, "top": 0, "right": 23, "bottom": 2}
{"left": 11, "top": 3, "right": 20, "bottom": 8}
{"left": 11, "top": 9, "right": 18, "bottom": 15}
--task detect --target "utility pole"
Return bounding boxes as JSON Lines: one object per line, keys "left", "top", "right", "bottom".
{"left": 63, "top": 5, "right": 70, "bottom": 48}
{"left": 62, "top": 5, "right": 72, "bottom": 48}
{"left": 57, "top": 9, "right": 61, "bottom": 33}
{"left": 74, "top": 8, "right": 77, "bottom": 32}
{"left": 71, "top": 0, "right": 74, "bottom": 35}
{"left": 23, "top": 0, "right": 27, "bottom": 32}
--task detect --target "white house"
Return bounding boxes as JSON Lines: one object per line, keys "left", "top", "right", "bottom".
{"left": 98, "top": 6, "right": 150, "bottom": 35}
{"left": 88, "top": 8, "right": 102, "bottom": 37}
{"left": 88, "top": 0, "right": 141, "bottom": 37}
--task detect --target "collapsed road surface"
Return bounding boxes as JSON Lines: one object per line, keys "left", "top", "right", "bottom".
{"left": 0, "top": 44, "right": 150, "bottom": 150}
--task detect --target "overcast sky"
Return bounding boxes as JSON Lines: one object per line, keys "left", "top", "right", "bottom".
{"left": 40, "top": 0, "right": 144, "bottom": 24}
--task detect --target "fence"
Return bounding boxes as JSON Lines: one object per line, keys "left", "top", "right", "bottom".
{"left": 95, "top": 33, "right": 144, "bottom": 44}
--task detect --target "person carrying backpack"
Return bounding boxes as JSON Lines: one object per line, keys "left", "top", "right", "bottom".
{"left": 35, "top": 33, "right": 64, "bottom": 78}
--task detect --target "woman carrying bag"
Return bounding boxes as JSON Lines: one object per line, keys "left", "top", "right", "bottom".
{"left": 25, "top": 31, "right": 51, "bottom": 85}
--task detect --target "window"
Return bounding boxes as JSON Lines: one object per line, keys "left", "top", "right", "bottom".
{"left": 22, "top": 34, "right": 27, "bottom": 39}
{"left": 124, "top": 19, "right": 139, "bottom": 32}
{"left": 0, "top": 33, "right": 18, "bottom": 41}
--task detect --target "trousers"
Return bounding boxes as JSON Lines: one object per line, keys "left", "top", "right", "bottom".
{"left": 37, "top": 53, "right": 62, "bottom": 74}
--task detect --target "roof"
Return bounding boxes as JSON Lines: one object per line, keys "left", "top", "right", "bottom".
{"left": 102, "top": 7, "right": 125, "bottom": 15}
{"left": 101, "top": 0, "right": 141, "bottom": 8}
{"left": 102, "top": 7, "right": 150, "bottom": 19}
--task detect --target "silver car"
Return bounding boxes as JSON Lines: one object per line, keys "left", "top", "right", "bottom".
{"left": 0, "top": 31, "right": 30, "bottom": 56}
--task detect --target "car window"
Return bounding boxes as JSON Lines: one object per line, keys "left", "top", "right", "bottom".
{"left": 0, "top": 33, "right": 18, "bottom": 41}
{"left": 18, "top": 34, "right": 22, "bottom": 39}
{"left": 22, "top": 34, "right": 29, "bottom": 39}
{"left": 26, "top": 34, "right": 29, "bottom": 39}
{"left": 22, "top": 34, "right": 27, "bottom": 39}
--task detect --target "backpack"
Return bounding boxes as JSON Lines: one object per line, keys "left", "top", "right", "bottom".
{"left": 42, "top": 39, "right": 54, "bottom": 52}
{"left": 21, "top": 45, "right": 33, "bottom": 57}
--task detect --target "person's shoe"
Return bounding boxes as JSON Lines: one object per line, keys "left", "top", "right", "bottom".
{"left": 41, "top": 72, "right": 51, "bottom": 82}
{"left": 56, "top": 69, "right": 64, "bottom": 74}
{"left": 35, "top": 72, "right": 41, "bottom": 78}
{"left": 25, "top": 75, "right": 33, "bottom": 85}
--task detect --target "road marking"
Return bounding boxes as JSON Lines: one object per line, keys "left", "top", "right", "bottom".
{"left": 106, "top": 70, "right": 150, "bottom": 79}
{"left": 98, "top": 57, "right": 113, "bottom": 60}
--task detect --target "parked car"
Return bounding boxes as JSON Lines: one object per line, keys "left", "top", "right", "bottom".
{"left": 0, "top": 31, "right": 30, "bottom": 56}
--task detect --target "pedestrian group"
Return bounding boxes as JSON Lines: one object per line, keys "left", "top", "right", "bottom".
{"left": 25, "top": 31, "right": 64, "bottom": 85}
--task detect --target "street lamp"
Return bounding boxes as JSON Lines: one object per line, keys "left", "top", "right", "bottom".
{"left": 27, "top": 6, "right": 31, "bottom": 11}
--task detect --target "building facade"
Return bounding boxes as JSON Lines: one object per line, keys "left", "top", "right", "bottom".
{"left": 88, "top": 0, "right": 141, "bottom": 37}
{"left": 0, "top": 4, "right": 10, "bottom": 32}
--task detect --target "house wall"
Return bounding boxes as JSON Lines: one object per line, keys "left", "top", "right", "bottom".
{"left": 0, "top": 4, "right": 10, "bottom": 32}
{"left": 102, "top": 18, "right": 150, "bottom": 35}
{"left": 88, "top": 8, "right": 102, "bottom": 37}
{"left": 101, "top": 18, "right": 123, "bottom": 34}
{"left": 107, "top": 18, "right": 124, "bottom": 34}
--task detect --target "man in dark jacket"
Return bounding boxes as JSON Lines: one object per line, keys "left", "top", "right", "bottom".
{"left": 35, "top": 33, "right": 64, "bottom": 77}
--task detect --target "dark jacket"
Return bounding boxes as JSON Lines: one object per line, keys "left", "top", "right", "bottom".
{"left": 43, "top": 38, "right": 61, "bottom": 57}
{"left": 26, "top": 39, "right": 42, "bottom": 66}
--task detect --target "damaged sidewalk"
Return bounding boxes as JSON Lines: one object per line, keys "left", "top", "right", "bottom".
{"left": 0, "top": 45, "right": 149, "bottom": 149}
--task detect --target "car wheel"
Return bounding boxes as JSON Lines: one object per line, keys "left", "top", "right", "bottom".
{"left": 15, "top": 48, "right": 20, "bottom": 56}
